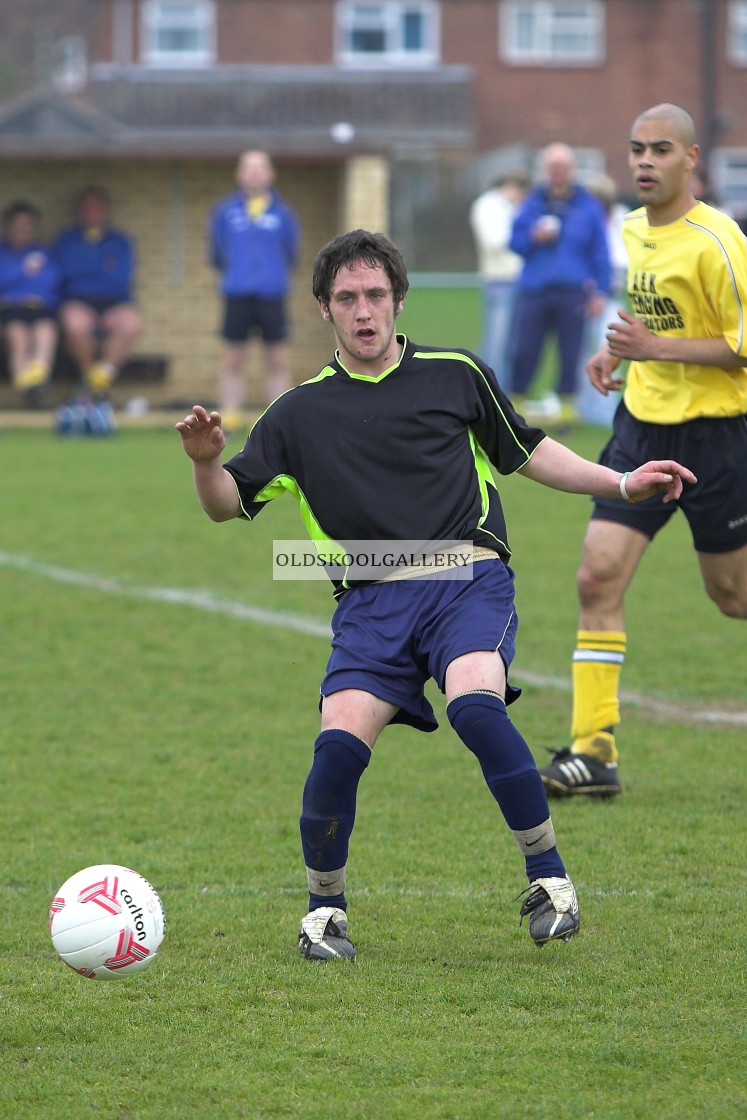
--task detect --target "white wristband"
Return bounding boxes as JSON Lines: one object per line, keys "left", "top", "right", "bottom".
{"left": 619, "top": 472, "right": 632, "bottom": 502}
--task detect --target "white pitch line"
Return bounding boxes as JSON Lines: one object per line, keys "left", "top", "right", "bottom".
{"left": 514, "top": 668, "right": 747, "bottom": 727}
{"left": 0, "top": 549, "right": 330, "bottom": 637}
{"left": 2, "top": 549, "right": 745, "bottom": 728}
{"left": 195, "top": 882, "right": 651, "bottom": 900}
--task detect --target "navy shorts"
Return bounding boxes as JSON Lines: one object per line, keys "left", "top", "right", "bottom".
{"left": 320, "top": 559, "right": 521, "bottom": 733}
{"left": 65, "top": 296, "right": 128, "bottom": 315}
{"left": 592, "top": 400, "right": 747, "bottom": 554}
{"left": 0, "top": 304, "right": 56, "bottom": 325}
{"left": 221, "top": 295, "right": 288, "bottom": 343}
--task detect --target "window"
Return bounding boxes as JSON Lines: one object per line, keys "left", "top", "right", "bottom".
{"left": 500, "top": 0, "right": 604, "bottom": 65}
{"left": 728, "top": 1, "right": 747, "bottom": 62}
{"left": 712, "top": 149, "right": 747, "bottom": 221}
{"left": 141, "top": 0, "right": 215, "bottom": 66}
{"left": 336, "top": 2, "right": 440, "bottom": 66}
{"left": 52, "top": 36, "right": 88, "bottom": 91}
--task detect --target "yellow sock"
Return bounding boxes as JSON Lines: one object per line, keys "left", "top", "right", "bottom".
{"left": 220, "top": 409, "right": 245, "bottom": 435}
{"left": 15, "top": 359, "right": 50, "bottom": 390}
{"left": 572, "top": 731, "right": 617, "bottom": 763}
{"left": 559, "top": 395, "right": 579, "bottom": 423}
{"left": 570, "top": 630, "right": 626, "bottom": 762}
{"left": 85, "top": 362, "right": 117, "bottom": 392}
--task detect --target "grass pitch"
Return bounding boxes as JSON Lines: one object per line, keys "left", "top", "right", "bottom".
{"left": 1, "top": 425, "right": 744, "bottom": 1119}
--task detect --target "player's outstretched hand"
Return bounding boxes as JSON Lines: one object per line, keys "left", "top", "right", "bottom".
{"left": 625, "top": 459, "right": 697, "bottom": 504}
{"left": 175, "top": 405, "right": 226, "bottom": 461}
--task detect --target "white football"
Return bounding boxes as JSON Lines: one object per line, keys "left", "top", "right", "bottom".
{"left": 50, "top": 864, "right": 165, "bottom": 980}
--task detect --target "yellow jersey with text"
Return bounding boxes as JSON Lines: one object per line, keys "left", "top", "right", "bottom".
{"left": 621, "top": 200, "right": 747, "bottom": 423}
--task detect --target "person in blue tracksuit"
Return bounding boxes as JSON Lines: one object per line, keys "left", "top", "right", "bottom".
{"left": 208, "top": 150, "right": 300, "bottom": 431}
{"left": 509, "top": 144, "right": 612, "bottom": 420}
{"left": 53, "top": 186, "right": 142, "bottom": 394}
{"left": 0, "top": 200, "right": 61, "bottom": 402}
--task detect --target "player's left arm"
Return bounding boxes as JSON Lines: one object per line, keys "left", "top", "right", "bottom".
{"left": 518, "top": 436, "right": 697, "bottom": 504}
{"left": 605, "top": 310, "right": 746, "bottom": 367}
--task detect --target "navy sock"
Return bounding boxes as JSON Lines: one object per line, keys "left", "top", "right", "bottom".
{"left": 300, "top": 728, "right": 371, "bottom": 912}
{"left": 447, "top": 691, "right": 565, "bottom": 880}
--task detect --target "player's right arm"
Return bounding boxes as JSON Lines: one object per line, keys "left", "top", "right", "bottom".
{"left": 587, "top": 340, "right": 624, "bottom": 395}
{"left": 175, "top": 405, "right": 241, "bottom": 522}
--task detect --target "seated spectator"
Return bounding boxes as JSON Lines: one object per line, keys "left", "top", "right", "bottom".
{"left": 0, "top": 200, "right": 61, "bottom": 405}
{"left": 54, "top": 186, "right": 142, "bottom": 394}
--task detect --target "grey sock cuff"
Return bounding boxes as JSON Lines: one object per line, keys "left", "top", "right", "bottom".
{"left": 306, "top": 865, "right": 346, "bottom": 896}
{"left": 512, "top": 818, "right": 556, "bottom": 856}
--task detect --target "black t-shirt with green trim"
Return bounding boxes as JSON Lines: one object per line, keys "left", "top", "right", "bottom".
{"left": 223, "top": 336, "right": 546, "bottom": 592}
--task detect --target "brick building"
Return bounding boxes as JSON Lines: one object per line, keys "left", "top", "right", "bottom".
{"left": 0, "top": 0, "right": 745, "bottom": 408}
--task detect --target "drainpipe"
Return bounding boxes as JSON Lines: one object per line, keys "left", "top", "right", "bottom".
{"left": 700, "top": 0, "right": 717, "bottom": 162}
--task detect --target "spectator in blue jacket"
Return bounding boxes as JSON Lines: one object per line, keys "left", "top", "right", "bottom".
{"left": 0, "top": 200, "right": 61, "bottom": 404}
{"left": 54, "top": 186, "right": 142, "bottom": 394}
{"left": 209, "top": 150, "right": 300, "bottom": 432}
{"left": 509, "top": 144, "right": 612, "bottom": 422}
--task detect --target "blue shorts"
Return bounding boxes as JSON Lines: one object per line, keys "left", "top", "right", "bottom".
{"left": 320, "top": 559, "right": 521, "bottom": 733}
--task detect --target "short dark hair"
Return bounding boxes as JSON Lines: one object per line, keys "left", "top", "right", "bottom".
{"left": 76, "top": 185, "right": 110, "bottom": 208}
{"left": 312, "top": 229, "right": 409, "bottom": 306}
{"left": 633, "top": 104, "right": 697, "bottom": 148}
{"left": 3, "top": 199, "right": 40, "bottom": 225}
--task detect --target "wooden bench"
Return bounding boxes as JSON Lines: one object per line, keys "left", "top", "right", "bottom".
{"left": 0, "top": 348, "right": 169, "bottom": 385}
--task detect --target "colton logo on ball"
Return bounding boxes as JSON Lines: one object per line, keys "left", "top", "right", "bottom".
{"left": 49, "top": 864, "right": 165, "bottom": 980}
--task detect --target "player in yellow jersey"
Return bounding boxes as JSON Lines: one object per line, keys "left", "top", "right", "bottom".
{"left": 540, "top": 103, "right": 747, "bottom": 798}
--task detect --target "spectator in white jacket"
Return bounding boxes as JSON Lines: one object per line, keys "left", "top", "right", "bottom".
{"left": 469, "top": 170, "right": 530, "bottom": 391}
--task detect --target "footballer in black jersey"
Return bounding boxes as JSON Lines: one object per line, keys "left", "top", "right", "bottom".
{"left": 177, "top": 230, "right": 694, "bottom": 958}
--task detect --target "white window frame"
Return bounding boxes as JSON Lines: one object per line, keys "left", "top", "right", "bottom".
{"left": 335, "top": 1, "right": 440, "bottom": 67}
{"left": 52, "top": 35, "right": 88, "bottom": 91}
{"left": 711, "top": 148, "right": 747, "bottom": 219}
{"left": 140, "top": 0, "right": 216, "bottom": 67}
{"left": 499, "top": 0, "right": 604, "bottom": 66}
{"left": 727, "top": 1, "right": 747, "bottom": 62}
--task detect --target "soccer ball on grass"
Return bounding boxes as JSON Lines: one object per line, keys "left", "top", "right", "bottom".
{"left": 50, "top": 864, "right": 165, "bottom": 979}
